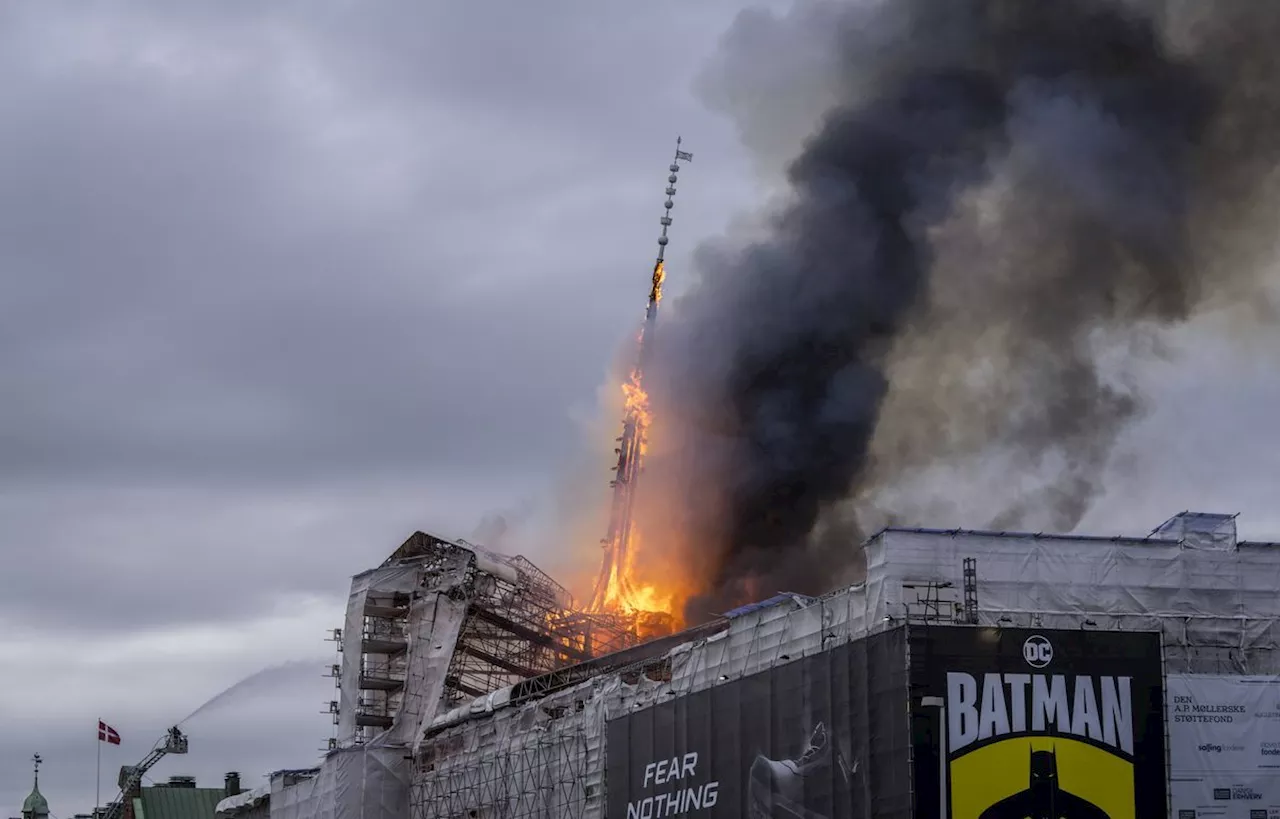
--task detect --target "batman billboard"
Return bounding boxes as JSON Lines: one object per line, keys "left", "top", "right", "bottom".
{"left": 605, "top": 627, "right": 912, "bottom": 819}
{"left": 909, "top": 626, "right": 1166, "bottom": 819}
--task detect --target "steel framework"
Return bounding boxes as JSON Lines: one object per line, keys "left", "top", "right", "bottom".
{"left": 414, "top": 724, "right": 601, "bottom": 819}
{"left": 371, "top": 531, "right": 641, "bottom": 715}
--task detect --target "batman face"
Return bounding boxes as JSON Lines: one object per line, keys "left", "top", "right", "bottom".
{"left": 979, "top": 747, "right": 1110, "bottom": 819}
{"left": 1029, "top": 750, "right": 1058, "bottom": 786}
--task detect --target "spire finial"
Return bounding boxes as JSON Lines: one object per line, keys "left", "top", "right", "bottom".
{"left": 656, "top": 136, "right": 693, "bottom": 264}
{"left": 648, "top": 137, "right": 693, "bottom": 309}
{"left": 32, "top": 753, "right": 41, "bottom": 786}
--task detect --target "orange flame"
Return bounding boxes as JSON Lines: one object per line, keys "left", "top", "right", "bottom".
{"left": 586, "top": 364, "right": 690, "bottom": 632}
{"left": 621, "top": 368, "right": 651, "bottom": 453}
{"left": 650, "top": 260, "right": 666, "bottom": 304}
{"left": 595, "top": 522, "right": 683, "bottom": 634}
{"left": 584, "top": 265, "right": 698, "bottom": 637}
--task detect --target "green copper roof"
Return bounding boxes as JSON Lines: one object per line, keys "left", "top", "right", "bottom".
{"left": 133, "top": 786, "right": 225, "bottom": 819}
{"left": 22, "top": 784, "right": 49, "bottom": 816}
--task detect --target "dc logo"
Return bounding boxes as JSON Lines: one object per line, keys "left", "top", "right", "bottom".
{"left": 1023, "top": 635, "right": 1053, "bottom": 668}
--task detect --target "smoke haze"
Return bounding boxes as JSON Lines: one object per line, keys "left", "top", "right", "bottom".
{"left": 642, "top": 0, "right": 1280, "bottom": 621}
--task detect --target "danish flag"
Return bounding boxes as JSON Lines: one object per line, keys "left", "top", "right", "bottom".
{"left": 98, "top": 720, "right": 121, "bottom": 745}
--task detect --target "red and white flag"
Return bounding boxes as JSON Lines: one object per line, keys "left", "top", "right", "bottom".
{"left": 98, "top": 720, "right": 121, "bottom": 745}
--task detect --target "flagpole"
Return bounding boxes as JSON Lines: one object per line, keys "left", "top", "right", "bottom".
{"left": 96, "top": 720, "right": 101, "bottom": 817}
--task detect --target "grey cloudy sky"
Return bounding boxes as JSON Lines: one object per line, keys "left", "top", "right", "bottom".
{"left": 0, "top": 1, "right": 766, "bottom": 812}
{"left": 3, "top": 1, "right": 1279, "bottom": 815}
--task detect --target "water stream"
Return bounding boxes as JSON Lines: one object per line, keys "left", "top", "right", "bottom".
{"left": 178, "top": 658, "right": 325, "bottom": 724}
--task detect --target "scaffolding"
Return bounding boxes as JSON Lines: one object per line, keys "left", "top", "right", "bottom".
{"left": 413, "top": 651, "right": 679, "bottom": 819}
{"left": 335, "top": 561, "right": 428, "bottom": 746}
{"left": 409, "top": 511, "right": 1280, "bottom": 819}
{"left": 333, "top": 531, "right": 640, "bottom": 745}
{"left": 415, "top": 720, "right": 602, "bottom": 819}
{"left": 355, "top": 587, "right": 413, "bottom": 732}
{"left": 436, "top": 540, "right": 640, "bottom": 710}
{"left": 901, "top": 579, "right": 957, "bottom": 623}
{"left": 961, "top": 556, "right": 979, "bottom": 624}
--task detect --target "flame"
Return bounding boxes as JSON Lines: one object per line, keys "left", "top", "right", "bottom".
{"left": 620, "top": 368, "right": 651, "bottom": 454}
{"left": 627, "top": 583, "right": 671, "bottom": 613}
{"left": 607, "top": 370, "right": 680, "bottom": 618}
{"left": 584, "top": 259, "right": 692, "bottom": 638}
{"left": 650, "top": 260, "right": 666, "bottom": 304}
{"left": 594, "top": 521, "right": 682, "bottom": 632}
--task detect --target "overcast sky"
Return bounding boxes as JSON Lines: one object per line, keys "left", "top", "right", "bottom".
{"left": 3, "top": 1, "right": 1280, "bottom": 815}
{"left": 0, "top": 1, "right": 765, "bottom": 812}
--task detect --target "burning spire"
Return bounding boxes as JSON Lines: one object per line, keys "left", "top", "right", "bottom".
{"left": 588, "top": 137, "right": 692, "bottom": 614}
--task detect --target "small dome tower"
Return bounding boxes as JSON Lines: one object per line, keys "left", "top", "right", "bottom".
{"left": 22, "top": 754, "right": 50, "bottom": 819}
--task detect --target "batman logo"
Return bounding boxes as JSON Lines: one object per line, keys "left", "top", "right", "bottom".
{"left": 950, "top": 739, "right": 1133, "bottom": 819}
{"left": 979, "top": 748, "right": 1110, "bottom": 819}
{"left": 946, "top": 672, "right": 1138, "bottom": 819}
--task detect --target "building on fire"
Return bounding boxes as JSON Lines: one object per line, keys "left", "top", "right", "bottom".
{"left": 216, "top": 511, "right": 1280, "bottom": 819}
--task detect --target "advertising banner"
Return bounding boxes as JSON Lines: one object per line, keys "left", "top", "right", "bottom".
{"left": 1167, "top": 673, "right": 1280, "bottom": 818}
{"left": 909, "top": 626, "right": 1166, "bottom": 819}
{"left": 604, "top": 627, "right": 911, "bottom": 819}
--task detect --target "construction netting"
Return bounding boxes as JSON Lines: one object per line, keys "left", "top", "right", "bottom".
{"left": 271, "top": 746, "right": 409, "bottom": 819}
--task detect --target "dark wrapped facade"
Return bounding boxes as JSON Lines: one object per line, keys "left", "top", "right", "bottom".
{"left": 605, "top": 625, "right": 1166, "bottom": 819}
{"left": 606, "top": 628, "right": 911, "bottom": 819}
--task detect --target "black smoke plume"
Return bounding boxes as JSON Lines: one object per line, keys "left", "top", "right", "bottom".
{"left": 644, "top": 0, "right": 1280, "bottom": 622}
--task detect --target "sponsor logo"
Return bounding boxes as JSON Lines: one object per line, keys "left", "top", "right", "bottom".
{"left": 1206, "top": 788, "right": 1265, "bottom": 803}
{"left": 1171, "top": 694, "right": 1248, "bottom": 723}
{"left": 1196, "top": 742, "right": 1245, "bottom": 754}
{"left": 1022, "top": 635, "right": 1053, "bottom": 669}
{"left": 1209, "top": 786, "right": 1264, "bottom": 802}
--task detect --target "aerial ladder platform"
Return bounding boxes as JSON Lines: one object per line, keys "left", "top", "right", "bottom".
{"left": 98, "top": 727, "right": 189, "bottom": 819}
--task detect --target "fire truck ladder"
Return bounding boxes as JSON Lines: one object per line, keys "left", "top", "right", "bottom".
{"left": 99, "top": 727, "right": 189, "bottom": 819}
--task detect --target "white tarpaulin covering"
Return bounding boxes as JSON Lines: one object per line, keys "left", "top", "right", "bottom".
{"left": 271, "top": 746, "right": 409, "bottom": 819}
{"left": 215, "top": 783, "right": 270, "bottom": 817}
{"left": 666, "top": 517, "right": 1280, "bottom": 693}
{"left": 871, "top": 520, "right": 1280, "bottom": 674}
{"left": 1168, "top": 674, "right": 1280, "bottom": 817}
{"left": 338, "top": 565, "right": 423, "bottom": 742}
{"left": 402, "top": 590, "right": 467, "bottom": 749}
{"left": 413, "top": 513, "right": 1280, "bottom": 818}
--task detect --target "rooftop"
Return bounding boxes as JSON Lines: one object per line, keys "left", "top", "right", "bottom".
{"left": 133, "top": 786, "right": 225, "bottom": 819}
{"left": 422, "top": 510, "right": 1280, "bottom": 741}
{"left": 875, "top": 510, "right": 1272, "bottom": 548}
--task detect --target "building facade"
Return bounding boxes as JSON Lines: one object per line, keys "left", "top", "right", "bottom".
{"left": 221, "top": 511, "right": 1280, "bottom": 817}
{"left": 411, "top": 511, "right": 1280, "bottom": 818}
